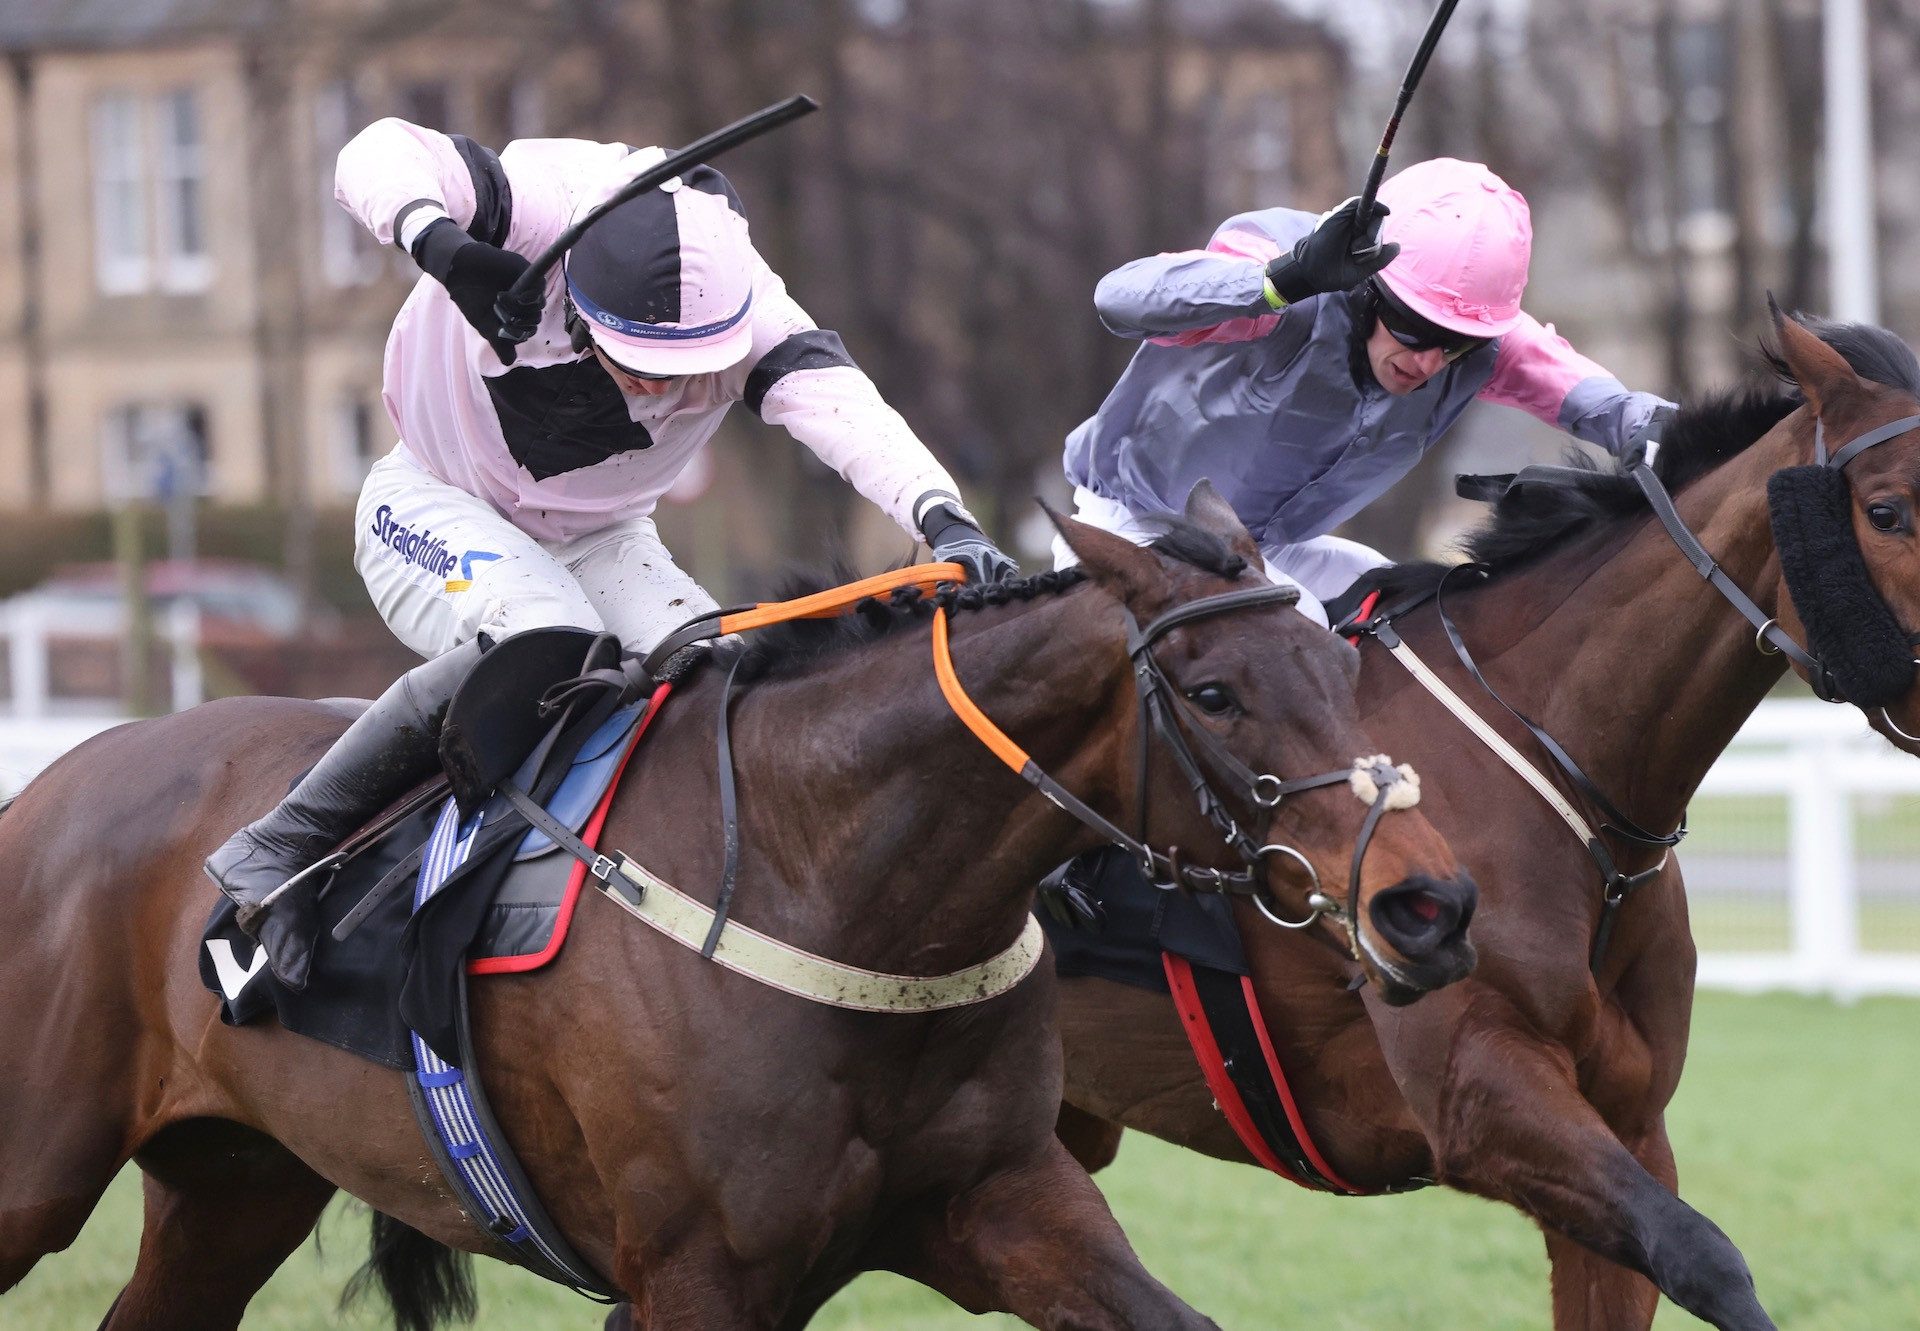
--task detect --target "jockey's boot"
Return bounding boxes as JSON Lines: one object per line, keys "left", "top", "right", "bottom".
{"left": 204, "top": 638, "right": 484, "bottom": 991}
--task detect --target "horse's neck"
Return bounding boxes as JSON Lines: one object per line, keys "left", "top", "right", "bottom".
{"left": 729, "top": 590, "right": 1130, "bottom": 971}
{"left": 1414, "top": 436, "right": 1795, "bottom": 851}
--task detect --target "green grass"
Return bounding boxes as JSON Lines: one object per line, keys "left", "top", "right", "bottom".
{"left": 6, "top": 994, "right": 1917, "bottom": 1328}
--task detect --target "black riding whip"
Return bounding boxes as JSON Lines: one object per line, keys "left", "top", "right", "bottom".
{"left": 1351, "top": 0, "right": 1463, "bottom": 261}
{"left": 495, "top": 93, "right": 820, "bottom": 336}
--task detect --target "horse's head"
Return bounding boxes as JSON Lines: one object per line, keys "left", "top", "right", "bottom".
{"left": 1051, "top": 482, "right": 1477, "bottom": 1004}
{"left": 1765, "top": 306, "right": 1920, "bottom": 750}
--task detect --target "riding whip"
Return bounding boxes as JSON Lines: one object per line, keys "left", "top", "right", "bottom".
{"left": 1352, "top": 0, "right": 1463, "bottom": 261}
{"left": 497, "top": 93, "right": 820, "bottom": 336}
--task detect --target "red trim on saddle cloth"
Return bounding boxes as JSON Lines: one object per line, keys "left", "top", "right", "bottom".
{"left": 1345, "top": 590, "right": 1381, "bottom": 647}
{"left": 467, "top": 682, "right": 674, "bottom": 976}
{"left": 1161, "top": 953, "right": 1364, "bottom": 1194}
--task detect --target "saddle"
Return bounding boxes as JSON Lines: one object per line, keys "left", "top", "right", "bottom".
{"left": 199, "top": 628, "right": 674, "bottom": 1068}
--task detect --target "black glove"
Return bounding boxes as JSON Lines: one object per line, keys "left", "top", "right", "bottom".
{"left": 920, "top": 502, "right": 1019, "bottom": 584}
{"left": 1621, "top": 404, "right": 1679, "bottom": 472}
{"left": 413, "top": 218, "right": 538, "bottom": 365}
{"left": 1262, "top": 196, "right": 1399, "bottom": 307}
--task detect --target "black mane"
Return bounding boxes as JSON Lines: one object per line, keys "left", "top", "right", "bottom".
{"left": 1345, "top": 317, "right": 1920, "bottom": 611}
{"left": 733, "top": 513, "right": 1249, "bottom": 683}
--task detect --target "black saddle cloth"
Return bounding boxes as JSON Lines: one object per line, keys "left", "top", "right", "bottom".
{"left": 1039, "top": 846, "right": 1249, "bottom": 991}
{"left": 198, "top": 692, "right": 638, "bottom": 1069}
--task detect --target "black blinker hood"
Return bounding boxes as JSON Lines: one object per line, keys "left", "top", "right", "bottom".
{"left": 1767, "top": 464, "right": 1916, "bottom": 708}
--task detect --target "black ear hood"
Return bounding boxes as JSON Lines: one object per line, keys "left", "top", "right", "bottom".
{"left": 1768, "top": 464, "right": 1916, "bottom": 707}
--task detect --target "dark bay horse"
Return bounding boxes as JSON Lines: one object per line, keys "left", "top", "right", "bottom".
{"left": 1051, "top": 310, "right": 1920, "bottom": 1331}
{"left": 0, "top": 491, "right": 1475, "bottom": 1330}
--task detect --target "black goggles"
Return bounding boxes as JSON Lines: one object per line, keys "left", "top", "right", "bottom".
{"left": 1369, "top": 280, "right": 1489, "bottom": 363}
{"left": 598, "top": 348, "right": 676, "bottom": 382}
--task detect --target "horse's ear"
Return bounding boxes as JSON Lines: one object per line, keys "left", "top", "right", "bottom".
{"left": 1770, "top": 294, "right": 1862, "bottom": 419}
{"left": 1042, "top": 500, "right": 1164, "bottom": 604}
{"left": 1182, "top": 479, "right": 1262, "bottom": 567}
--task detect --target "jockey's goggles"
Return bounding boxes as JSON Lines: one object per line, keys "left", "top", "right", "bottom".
{"left": 1368, "top": 280, "right": 1490, "bottom": 363}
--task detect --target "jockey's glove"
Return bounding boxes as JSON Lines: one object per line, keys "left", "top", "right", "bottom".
{"left": 1620, "top": 403, "right": 1680, "bottom": 472}
{"left": 919, "top": 497, "right": 1020, "bottom": 585}
{"left": 1262, "top": 196, "right": 1400, "bottom": 309}
{"left": 412, "top": 219, "right": 539, "bottom": 365}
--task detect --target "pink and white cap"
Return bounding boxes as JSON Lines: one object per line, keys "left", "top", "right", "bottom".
{"left": 563, "top": 150, "right": 758, "bottom": 376}
{"left": 1375, "top": 158, "right": 1531, "bottom": 338}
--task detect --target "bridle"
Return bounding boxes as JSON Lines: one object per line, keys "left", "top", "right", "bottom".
{"left": 1344, "top": 404, "right": 1920, "bottom": 969}
{"left": 933, "top": 579, "right": 1422, "bottom": 959}
{"left": 1631, "top": 410, "right": 1920, "bottom": 710}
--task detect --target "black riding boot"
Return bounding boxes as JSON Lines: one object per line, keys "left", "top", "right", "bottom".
{"left": 204, "top": 638, "right": 483, "bottom": 990}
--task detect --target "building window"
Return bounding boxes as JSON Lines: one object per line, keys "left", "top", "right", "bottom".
{"left": 480, "top": 76, "right": 544, "bottom": 144}
{"left": 102, "top": 403, "right": 211, "bottom": 504}
{"left": 329, "top": 394, "right": 382, "bottom": 494}
{"left": 156, "top": 90, "right": 211, "bottom": 291}
{"left": 89, "top": 89, "right": 213, "bottom": 296}
{"left": 399, "top": 81, "right": 451, "bottom": 132}
{"left": 315, "top": 81, "right": 383, "bottom": 287}
{"left": 1213, "top": 92, "right": 1293, "bottom": 218}
{"left": 90, "top": 93, "right": 148, "bottom": 294}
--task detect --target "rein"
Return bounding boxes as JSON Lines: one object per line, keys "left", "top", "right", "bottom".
{"left": 933, "top": 580, "right": 1422, "bottom": 959}
{"left": 1346, "top": 576, "right": 1678, "bottom": 970}
{"left": 525, "top": 562, "right": 1049, "bottom": 1014}
{"left": 1348, "top": 407, "right": 1920, "bottom": 970}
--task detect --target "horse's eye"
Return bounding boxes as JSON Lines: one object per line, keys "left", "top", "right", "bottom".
{"left": 1185, "top": 683, "right": 1238, "bottom": 716}
{"left": 1868, "top": 501, "right": 1906, "bottom": 533}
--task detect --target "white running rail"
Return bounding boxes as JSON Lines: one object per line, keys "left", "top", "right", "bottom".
{"left": 0, "top": 698, "right": 1914, "bottom": 997}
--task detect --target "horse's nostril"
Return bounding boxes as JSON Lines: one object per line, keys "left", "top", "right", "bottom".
{"left": 1407, "top": 893, "right": 1442, "bottom": 923}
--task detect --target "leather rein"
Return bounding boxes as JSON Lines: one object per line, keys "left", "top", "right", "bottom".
{"left": 935, "top": 579, "right": 1423, "bottom": 962}
{"left": 1344, "top": 408, "right": 1920, "bottom": 970}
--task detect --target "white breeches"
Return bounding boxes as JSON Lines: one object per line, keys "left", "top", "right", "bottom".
{"left": 1049, "top": 487, "right": 1389, "bottom": 629}
{"left": 355, "top": 449, "right": 719, "bottom": 660}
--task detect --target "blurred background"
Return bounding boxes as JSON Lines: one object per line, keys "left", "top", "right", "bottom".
{"left": 0, "top": 1, "right": 1917, "bottom": 1324}
{"left": 0, "top": 0, "right": 1906, "bottom": 693}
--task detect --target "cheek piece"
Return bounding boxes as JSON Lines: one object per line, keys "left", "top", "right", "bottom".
{"left": 1767, "top": 463, "right": 1917, "bottom": 708}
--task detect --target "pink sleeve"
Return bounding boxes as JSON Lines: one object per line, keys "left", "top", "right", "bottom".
{"left": 333, "top": 118, "right": 479, "bottom": 245}
{"left": 1147, "top": 226, "right": 1286, "bottom": 348}
{"left": 1476, "top": 312, "right": 1614, "bottom": 427}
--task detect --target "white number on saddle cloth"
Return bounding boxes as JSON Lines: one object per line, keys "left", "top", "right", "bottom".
{"left": 205, "top": 938, "right": 268, "bottom": 1001}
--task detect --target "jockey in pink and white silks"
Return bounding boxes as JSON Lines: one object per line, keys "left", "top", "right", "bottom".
{"left": 207, "top": 119, "right": 1016, "bottom": 989}
{"left": 1059, "top": 158, "right": 1674, "bottom": 625}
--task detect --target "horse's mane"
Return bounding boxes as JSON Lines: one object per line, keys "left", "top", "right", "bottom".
{"left": 1347, "top": 317, "right": 1920, "bottom": 611}
{"left": 734, "top": 514, "right": 1250, "bottom": 683}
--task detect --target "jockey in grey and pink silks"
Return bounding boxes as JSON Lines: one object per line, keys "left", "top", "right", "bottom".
{"left": 1061, "top": 158, "right": 1673, "bottom": 623}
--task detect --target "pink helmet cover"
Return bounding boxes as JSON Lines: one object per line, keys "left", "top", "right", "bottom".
{"left": 1375, "top": 158, "right": 1531, "bottom": 338}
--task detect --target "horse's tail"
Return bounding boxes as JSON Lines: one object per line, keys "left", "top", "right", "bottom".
{"left": 342, "top": 1210, "right": 477, "bottom": 1331}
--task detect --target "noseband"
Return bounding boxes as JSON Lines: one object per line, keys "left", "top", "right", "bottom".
{"left": 934, "top": 581, "right": 1422, "bottom": 957}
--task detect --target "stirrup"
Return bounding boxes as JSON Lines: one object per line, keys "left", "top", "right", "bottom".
{"left": 232, "top": 851, "right": 345, "bottom": 929}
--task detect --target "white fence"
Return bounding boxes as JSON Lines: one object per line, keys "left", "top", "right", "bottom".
{"left": 0, "top": 699, "right": 1915, "bottom": 997}
{"left": 1690, "top": 701, "right": 1920, "bottom": 999}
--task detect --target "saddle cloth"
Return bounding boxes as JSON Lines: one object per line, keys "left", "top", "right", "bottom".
{"left": 198, "top": 694, "right": 657, "bottom": 1069}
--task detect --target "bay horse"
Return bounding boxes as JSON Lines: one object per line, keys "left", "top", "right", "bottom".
{"left": 0, "top": 490, "right": 1476, "bottom": 1330}
{"left": 1050, "top": 309, "right": 1920, "bottom": 1331}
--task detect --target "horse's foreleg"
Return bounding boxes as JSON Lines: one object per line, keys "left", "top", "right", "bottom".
{"left": 1541, "top": 1121, "right": 1679, "bottom": 1331}
{"left": 0, "top": 1096, "right": 127, "bottom": 1293}
{"left": 882, "top": 1141, "right": 1218, "bottom": 1331}
{"left": 100, "top": 1124, "right": 335, "bottom": 1331}
{"left": 1431, "top": 1023, "right": 1772, "bottom": 1331}
{"left": 1055, "top": 1101, "right": 1126, "bottom": 1174}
